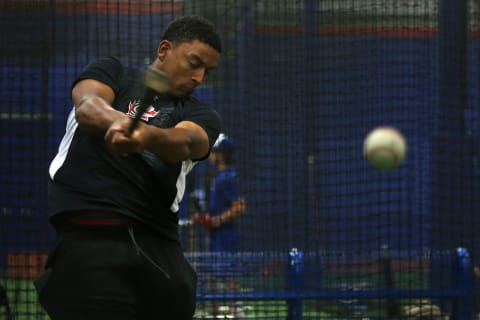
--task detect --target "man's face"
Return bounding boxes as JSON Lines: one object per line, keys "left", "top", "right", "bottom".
{"left": 157, "top": 39, "right": 220, "bottom": 97}
{"left": 208, "top": 151, "right": 218, "bottom": 165}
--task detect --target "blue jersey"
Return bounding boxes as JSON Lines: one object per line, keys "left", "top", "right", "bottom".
{"left": 209, "top": 167, "right": 240, "bottom": 252}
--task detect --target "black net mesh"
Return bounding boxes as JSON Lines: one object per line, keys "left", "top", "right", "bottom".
{"left": 1, "top": 1, "right": 479, "bottom": 319}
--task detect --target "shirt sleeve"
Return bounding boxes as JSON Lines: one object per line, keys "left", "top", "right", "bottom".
{"left": 72, "top": 56, "right": 124, "bottom": 94}
{"left": 183, "top": 100, "right": 222, "bottom": 160}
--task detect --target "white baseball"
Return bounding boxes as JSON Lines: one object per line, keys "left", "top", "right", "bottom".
{"left": 363, "top": 127, "right": 407, "bottom": 170}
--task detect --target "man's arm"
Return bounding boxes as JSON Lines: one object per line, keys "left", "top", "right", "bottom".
{"left": 193, "top": 198, "right": 246, "bottom": 230}
{"left": 73, "top": 79, "right": 211, "bottom": 162}
{"left": 141, "top": 120, "right": 211, "bottom": 162}
{"left": 72, "top": 79, "right": 125, "bottom": 132}
{"left": 211, "top": 198, "right": 246, "bottom": 228}
{"left": 104, "top": 118, "right": 211, "bottom": 162}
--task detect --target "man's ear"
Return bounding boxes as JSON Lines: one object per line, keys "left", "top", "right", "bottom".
{"left": 157, "top": 40, "right": 172, "bottom": 62}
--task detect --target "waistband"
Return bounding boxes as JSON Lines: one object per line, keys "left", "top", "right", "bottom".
{"left": 54, "top": 211, "right": 140, "bottom": 226}
{"left": 52, "top": 210, "right": 180, "bottom": 242}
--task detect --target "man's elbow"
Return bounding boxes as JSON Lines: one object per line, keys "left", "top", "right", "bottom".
{"left": 234, "top": 198, "right": 246, "bottom": 215}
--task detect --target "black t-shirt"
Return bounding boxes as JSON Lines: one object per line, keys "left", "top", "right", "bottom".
{"left": 48, "top": 56, "right": 221, "bottom": 240}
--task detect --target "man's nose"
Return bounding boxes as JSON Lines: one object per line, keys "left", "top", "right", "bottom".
{"left": 191, "top": 69, "right": 206, "bottom": 84}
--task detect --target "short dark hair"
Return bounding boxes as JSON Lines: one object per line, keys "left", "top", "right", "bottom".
{"left": 162, "top": 15, "right": 223, "bottom": 54}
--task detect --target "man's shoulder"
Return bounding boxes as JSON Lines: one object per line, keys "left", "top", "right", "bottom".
{"left": 217, "top": 168, "right": 237, "bottom": 181}
{"left": 85, "top": 56, "right": 143, "bottom": 78}
{"left": 180, "top": 96, "right": 220, "bottom": 119}
{"left": 85, "top": 55, "right": 122, "bottom": 70}
{"left": 183, "top": 95, "right": 207, "bottom": 107}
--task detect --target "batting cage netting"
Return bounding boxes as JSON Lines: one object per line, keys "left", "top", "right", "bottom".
{"left": 1, "top": 1, "right": 479, "bottom": 319}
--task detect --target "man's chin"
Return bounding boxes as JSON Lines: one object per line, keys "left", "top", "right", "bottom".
{"left": 170, "top": 88, "right": 193, "bottom": 97}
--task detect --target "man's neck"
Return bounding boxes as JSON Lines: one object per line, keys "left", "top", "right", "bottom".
{"left": 217, "top": 163, "right": 229, "bottom": 172}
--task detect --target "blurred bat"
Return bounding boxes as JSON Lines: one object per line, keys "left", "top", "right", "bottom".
{"left": 126, "top": 68, "right": 171, "bottom": 136}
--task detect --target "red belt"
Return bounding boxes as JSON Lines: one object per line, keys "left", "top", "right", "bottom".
{"left": 63, "top": 211, "right": 138, "bottom": 226}
{"left": 68, "top": 217, "right": 132, "bottom": 226}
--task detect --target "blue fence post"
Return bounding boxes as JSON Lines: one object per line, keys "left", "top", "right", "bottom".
{"left": 287, "top": 248, "right": 305, "bottom": 320}
{"left": 380, "top": 245, "right": 399, "bottom": 318}
{"left": 455, "top": 247, "right": 472, "bottom": 320}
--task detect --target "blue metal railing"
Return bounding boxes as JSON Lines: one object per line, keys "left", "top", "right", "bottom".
{"left": 188, "top": 247, "right": 472, "bottom": 320}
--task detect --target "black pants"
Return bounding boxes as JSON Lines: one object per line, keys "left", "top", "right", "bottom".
{"left": 35, "top": 220, "right": 196, "bottom": 320}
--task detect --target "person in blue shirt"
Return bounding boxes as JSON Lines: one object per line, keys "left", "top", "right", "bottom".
{"left": 209, "top": 133, "right": 246, "bottom": 252}
{"left": 194, "top": 133, "right": 246, "bottom": 251}
{"left": 193, "top": 133, "right": 246, "bottom": 317}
